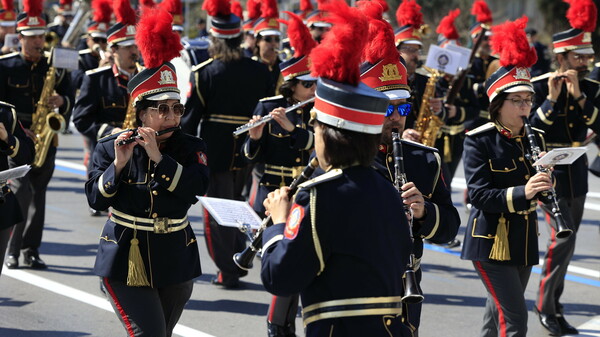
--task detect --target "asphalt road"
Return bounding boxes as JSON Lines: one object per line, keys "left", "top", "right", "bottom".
{"left": 1, "top": 130, "right": 599, "bottom": 337}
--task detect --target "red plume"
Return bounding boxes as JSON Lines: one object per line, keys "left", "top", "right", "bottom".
{"left": 247, "top": 0, "right": 262, "bottom": 20}
{"left": 230, "top": 1, "right": 243, "bottom": 19}
{"left": 300, "top": 0, "right": 313, "bottom": 12}
{"left": 261, "top": 0, "right": 278, "bottom": 19}
{"left": 114, "top": 0, "right": 137, "bottom": 25}
{"left": 372, "top": 0, "right": 389, "bottom": 12}
{"left": 92, "top": 0, "right": 112, "bottom": 23}
{"left": 490, "top": 16, "right": 537, "bottom": 68}
{"left": 2, "top": 0, "right": 14, "bottom": 11}
{"left": 279, "top": 11, "right": 317, "bottom": 57}
{"left": 471, "top": 0, "right": 492, "bottom": 24}
{"left": 136, "top": 7, "right": 182, "bottom": 68}
{"left": 565, "top": 0, "right": 597, "bottom": 32}
{"left": 436, "top": 8, "right": 460, "bottom": 40}
{"left": 395, "top": 0, "right": 423, "bottom": 28}
{"left": 358, "top": 0, "right": 398, "bottom": 64}
{"left": 160, "top": 0, "right": 182, "bottom": 15}
{"left": 60, "top": 0, "right": 73, "bottom": 6}
{"left": 140, "top": 0, "right": 155, "bottom": 13}
{"left": 23, "top": 0, "right": 43, "bottom": 16}
{"left": 202, "top": 0, "right": 231, "bottom": 17}
{"left": 316, "top": 0, "right": 328, "bottom": 9}
{"left": 309, "top": 0, "right": 369, "bottom": 85}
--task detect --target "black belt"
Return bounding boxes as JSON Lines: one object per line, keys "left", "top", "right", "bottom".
{"left": 302, "top": 296, "right": 403, "bottom": 326}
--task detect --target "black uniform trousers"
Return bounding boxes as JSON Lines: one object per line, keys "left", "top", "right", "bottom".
{"left": 8, "top": 146, "right": 56, "bottom": 257}
{"left": 536, "top": 195, "right": 585, "bottom": 316}
{"left": 473, "top": 261, "right": 532, "bottom": 337}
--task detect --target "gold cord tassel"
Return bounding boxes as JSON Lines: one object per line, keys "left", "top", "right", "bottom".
{"left": 127, "top": 228, "right": 150, "bottom": 287}
{"left": 489, "top": 214, "right": 510, "bottom": 261}
{"left": 443, "top": 135, "right": 451, "bottom": 163}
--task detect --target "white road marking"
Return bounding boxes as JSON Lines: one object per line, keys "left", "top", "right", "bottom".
{"left": 573, "top": 316, "right": 600, "bottom": 336}
{"left": 3, "top": 268, "right": 215, "bottom": 337}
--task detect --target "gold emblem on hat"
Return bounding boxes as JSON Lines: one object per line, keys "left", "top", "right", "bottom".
{"left": 513, "top": 67, "right": 530, "bottom": 80}
{"left": 158, "top": 70, "right": 176, "bottom": 85}
{"left": 126, "top": 25, "right": 136, "bottom": 36}
{"left": 28, "top": 17, "right": 39, "bottom": 25}
{"left": 582, "top": 32, "right": 592, "bottom": 43}
{"left": 268, "top": 18, "right": 278, "bottom": 28}
{"left": 379, "top": 64, "right": 402, "bottom": 82}
{"left": 6, "top": 12, "right": 14, "bottom": 19}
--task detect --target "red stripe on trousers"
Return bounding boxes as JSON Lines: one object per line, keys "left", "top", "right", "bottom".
{"left": 474, "top": 261, "right": 508, "bottom": 337}
{"left": 103, "top": 277, "right": 136, "bottom": 337}
{"left": 538, "top": 212, "right": 557, "bottom": 310}
{"left": 268, "top": 296, "right": 278, "bottom": 322}
{"left": 204, "top": 208, "right": 215, "bottom": 260}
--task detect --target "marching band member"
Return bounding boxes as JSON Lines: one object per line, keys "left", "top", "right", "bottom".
{"left": 0, "top": 0, "right": 17, "bottom": 55}
{"left": 47, "top": 0, "right": 75, "bottom": 43}
{"left": 181, "top": 0, "right": 271, "bottom": 289}
{"left": 86, "top": 7, "right": 209, "bottom": 336}
{"left": 305, "top": 0, "right": 332, "bottom": 44}
{"left": 0, "top": 0, "right": 73, "bottom": 270}
{"left": 242, "top": 11, "right": 317, "bottom": 336}
{"left": 358, "top": 2, "right": 460, "bottom": 335}
{"left": 252, "top": 0, "right": 282, "bottom": 96}
{"left": 530, "top": 0, "right": 600, "bottom": 334}
{"left": 462, "top": 17, "right": 549, "bottom": 337}
{"left": 241, "top": 0, "right": 261, "bottom": 58}
{"left": 261, "top": 2, "right": 412, "bottom": 336}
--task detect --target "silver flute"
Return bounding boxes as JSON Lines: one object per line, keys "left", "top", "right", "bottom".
{"left": 232, "top": 97, "right": 315, "bottom": 137}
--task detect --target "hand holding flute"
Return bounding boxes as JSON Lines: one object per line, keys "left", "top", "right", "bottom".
{"left": 114, "top": 127, "right": 179, "bottom": 174}
{"left": 233, "top": 97, "right": 315, "bottom": 137}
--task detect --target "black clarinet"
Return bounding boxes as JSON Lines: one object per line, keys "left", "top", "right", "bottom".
{"left": 233, "top": 157, "right": 320, "bottom": 270}
{"left": 392, "top": 129, "right": 424, "bottom": 304}
{"left": 521, "top": 117, "right": 573, "bottom": 239}
{"left": 116, "top": 126, "right": 180, "bottom": 146}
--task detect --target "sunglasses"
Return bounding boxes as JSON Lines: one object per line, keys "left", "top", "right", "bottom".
{"left": 386, "top": 103, "right": 412, "bottom": 117}
{"left": 149, "top": 103, "right": 185, "bottom": 118}
{"left": 300, "top": 80, "right": 316, "bottom": 89}
{"left": 263, "top": 36, "right": 280, "bottom": 43}
{"left": 92, "top": 37, "right": 107, "bottom": 44}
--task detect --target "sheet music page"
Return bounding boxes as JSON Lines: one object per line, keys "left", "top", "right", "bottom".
{"left": 0, "top": 165, "right": 31, "bottom": 181}
{"left": 532, "top": 147, "right": 587, "bottom": 166}
{"left": 198, "top": 197, "right": 263, "bottom": 229}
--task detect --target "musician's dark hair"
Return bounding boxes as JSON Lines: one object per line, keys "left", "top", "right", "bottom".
{"left": 278, "top": 78, "right": 299, "bottom": 102}
{"left": 315, "top": 120, "right": 380, "bottom": 167}
{"left": 209, "top": 35, "right": 243, "bottom": 62}
{"left": 488, "top": 91, "right": 508, "bottom": 121}
{"left": 134, "top": 99, "right": 156, "bottom": 126}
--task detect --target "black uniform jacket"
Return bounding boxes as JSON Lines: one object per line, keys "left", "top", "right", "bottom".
{"left": 465, "top": 55, "right": 498, "bottom": 131}
{"left": 373, "top": 140, "right": 460, "bottom": 259}
{"left": 261, "top": 166, "right": 413, "bottom": 336}
{"left": 242, "top": 96, "right": 314, "bottom": 213}
{"left": 181, "top": 58, "right": 272, "bottom": 172}
{"left": 86, "top": 129, "right": 210, "bottom": 287}
{"left": 0, "top": 52, "right": 73, "bottom": 128}
{"left": 461, "top": 122, "right": 545, "bottom": 266}
{"left": 72, "top": 64, "right": 132, "bottom": 141}
{"left": 0, "top": 102, "right": 34, "bottom": 230}
{"left": 71, "top": 49, "right": 100, "bottom": 91}
{"left": 531, "top": 76, "right": 600, "bottom": 199}
{"left": 590, "top": 63, "right": 600, "bottom": 81}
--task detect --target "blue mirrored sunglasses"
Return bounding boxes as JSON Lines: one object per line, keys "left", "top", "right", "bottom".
{"left": 386, "top": 103, "right": 412, "bottom": 117}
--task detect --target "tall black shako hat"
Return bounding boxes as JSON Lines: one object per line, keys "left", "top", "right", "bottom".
{"left": 0, "top": 0, "right": 17, "bottom": 27}
{"left": 278, "top": 11, "right": 317, "bottom": 81}
{"left": 107, "top": 0, "right": 137, "bottom": 47}
{"left": 128, "top": 7, "right": 183, "bottom": 106}
{"left": 309, "top": 0, "right": 389, "bottom": 135}
{"left": 485, "top": 16, "right": 537, "bottom": 103}
{"left": 203, "top": 0, "right": 242, "bottom": 39}
{"left": 552, "top": 0, "right": 597, "bottom": 54}
{"left": 17, "top": 0, "right": 46, "bottom": 36}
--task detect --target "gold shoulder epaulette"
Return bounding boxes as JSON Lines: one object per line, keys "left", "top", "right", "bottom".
{"left": 584, "top": 77, "right": 600, "bottom": 85}
{"left": 401, "top": 139, "right": 438, "bottom": 152}
{"left": 79, "top": 48, "right": 92, "bottom": 55}
{"left": 415, "top": 67, "right": 431, "bottom": 78}
{"left": 191, "top": 58, "right": 213, "bottom": 72}
{"left": 44, "top": 51, "right": 51, "bottom": 58}
{"left": 0, "top": 100, "right": 15, "bottom": 109}
{"left": 0, "top": 51, "right": 19, "bottom": 60}
{"left": 298, "top": 169, "right": 343, "bottom": 189}
{"left": 85, "top": 65, "right": 112, "bottom": 76}
{"left": 259, "top": 95, "right": 284, "bottom": 102}
{"left": 466, "top": 122, "right": 495, "bottom": 136}
{"left": 531, "top": 72, "right": 553, "bottom": 83}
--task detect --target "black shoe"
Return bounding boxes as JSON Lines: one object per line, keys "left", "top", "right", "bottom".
{"left": 267, "top": 322, "right": 296, "bottom": 337}
{"left": 89, "top": 208, "right": 103, "bottom": 217}
{"left": 211, "top": 272, "right": 239, "bottom": 289}
{"left": 534, "top": 306, "right": 561, "bottom": 336}
{"left": 445, "top": 238, "right": 461, "bottom": 248}
{"left": 5, "top": 255, "right": 18, "bottom": 269}
{"left": 22, "top": 250, "right": 47, "bottom": 269}
{"left": 62, "top": 128, "right": 73, "bottom": 135}
{"left": 556, "top": 315, "right": 578, "bottom": 335}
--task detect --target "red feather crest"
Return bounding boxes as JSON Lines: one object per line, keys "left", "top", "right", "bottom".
{"left": 261, "top": 0, "right": 279, "bottom": 19}
{"left": 395, "top": 0, "right": 423, "bottom": 28}
{"left": 2, "top": 0, "right": 14, "bottom": 11}
{"left": 160, "top": 0, "right": 182, "bottom": 15}
{"left": 23, "top": 0, "right": 43, "bottom": 16}
{"left": 358, "top": 0, "right": 398, "bottom": 64}
{"left": 372, "top": 0, "right": 389, "bottom": 13}
{"left": 230, "top": 1, "right": 243, "bottom": 19}
{"left": 471, "top": 0, "right": 492, "bottom": 24}
{"left": 316, "top": 0, "right": 328, "bottom": 9}
{"left": 279, "top": 11, "right": 317, "bottom": 57}
{"left": 490, "top": 16, "right": 537, "bottom": 68}
{"left": 140, "top": 0, "right": 156, "bottom": 13}
{"left": 300, "top": 0, "right": 313, "bottom": 12}
{"left": 247, "top": 0, "right": 262, "bottom": 20}
{"left": 564, "top": 0, "right": 597, "bottom": 32}
{"left": 202, "top": 0, "right": 231, "bottom": 17}
{"left": 60, "top": 0, "right": 73, "bottom": 6}
{"left": 436, "top": 9, "right": 460, "bottom": 40}
{"left": 114, "top": 0, "right": 137, "bottom": 25}
{"left": 92, "top": 0, "right": 112, "bottom": 23}
{"left": 309, "top": 0, "right": 369, "bottom": 85}
{"left": 136, "top": 7, "right": 182, "bottom": 68}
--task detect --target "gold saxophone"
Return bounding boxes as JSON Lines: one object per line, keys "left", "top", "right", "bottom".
{"left": 31, "top": 65, "right": 66, "bottom": 168}
{"left": 414, "top": 67, "right": 443, "bottom": 148}
{"left": 121, "top": 100, "right": 136, "bottom": 130}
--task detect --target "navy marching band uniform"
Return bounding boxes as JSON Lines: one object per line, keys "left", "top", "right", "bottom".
{"left": 71, "top": 48, "right": 100, "bottom": 91}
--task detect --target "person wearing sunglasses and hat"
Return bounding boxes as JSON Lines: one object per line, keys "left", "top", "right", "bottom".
{"left": 86, "top": 7, "right": 209, "bottom": 336}
{"left": 359, "top": 3, "right": 460, "bottom": 335}
{"left": 252, "top": 0, "right": 283, "bottom": 96}
{"left": 461, "top": 17, "right": 553, "bottom": 337}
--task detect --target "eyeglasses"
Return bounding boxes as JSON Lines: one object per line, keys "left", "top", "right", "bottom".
{"left": 149, "top": 103, "right": 185, "bottom": 118}
{"left": 505, "top": 98, "right": 534, "bottom": 107}
{"left": 386, "top": 103, "right": 412, "bottom": 117}
{"left": 572, "top": 53, "right": 594, "bottom": 62}
{"left": 92, "top": 37, "right": 107, "bottom": 44}
{"left": 300, "top": 80, "right": 316, "bottom": 88}
{"left": 263, "top": 36, "right": 280, "bottom": 43}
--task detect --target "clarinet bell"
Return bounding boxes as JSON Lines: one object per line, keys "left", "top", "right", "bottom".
{"left": 401, "top": 269, "right": 425, "bottom": 304}
{"left": 233, "top": 246, "right": 257, "bottom": 271}
{"left": 554, "top": 213, "right": 573, "bottom": 239}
